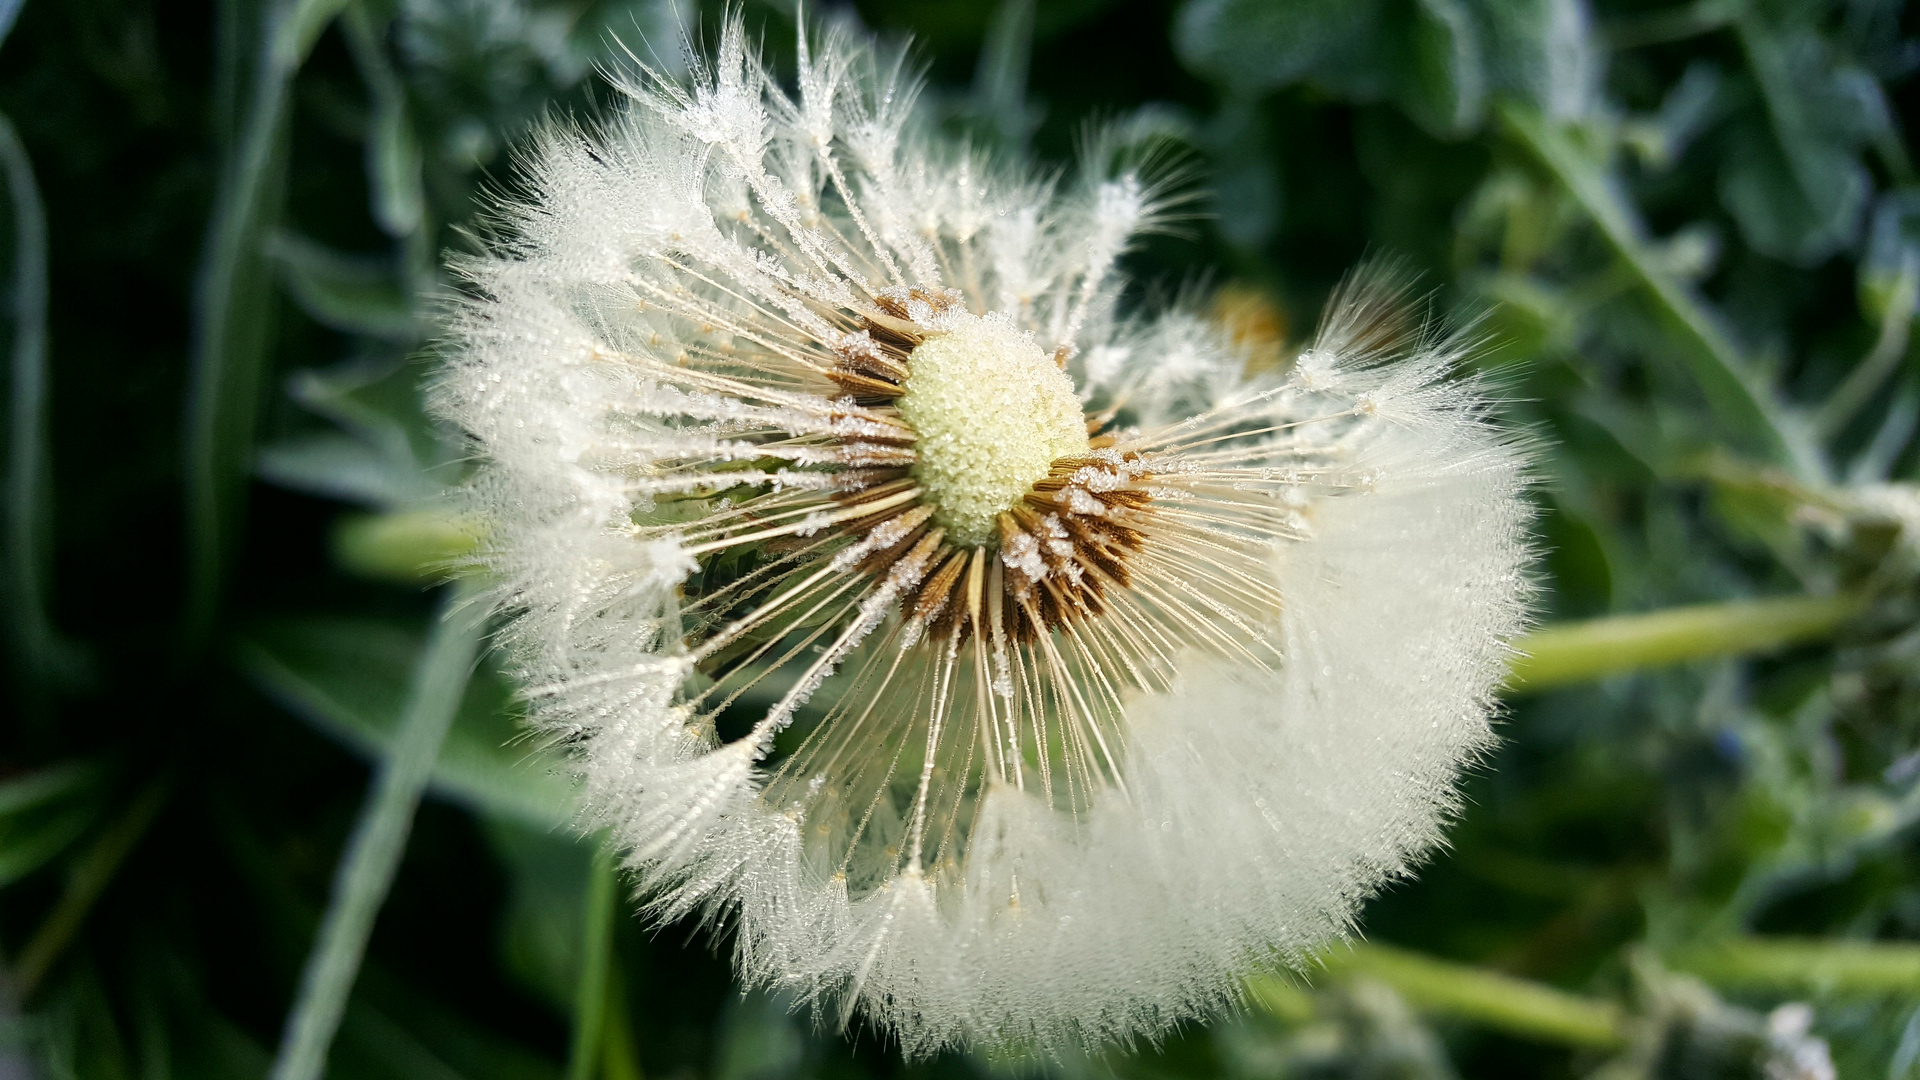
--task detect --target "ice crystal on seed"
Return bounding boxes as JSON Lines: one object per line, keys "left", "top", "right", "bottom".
{"left": 434, "top": 16, "right": 1533, "bottom": 1059}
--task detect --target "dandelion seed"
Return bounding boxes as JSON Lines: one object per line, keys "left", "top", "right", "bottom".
{"left": 434, "top": 16, "right": 1533, "bottom": 1058}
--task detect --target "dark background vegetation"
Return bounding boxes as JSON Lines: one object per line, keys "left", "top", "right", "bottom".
{"left": 5, "top": 0, "right": 1920, "bottom": 1077}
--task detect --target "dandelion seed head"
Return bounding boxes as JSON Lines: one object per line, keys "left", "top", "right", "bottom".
{"left": 434, "top": 13, "right": 1533, "bottom": 1059}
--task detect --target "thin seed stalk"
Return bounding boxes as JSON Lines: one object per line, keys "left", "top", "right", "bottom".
{"left": 269, "top": 585, "right": 484, "bottom": 1080}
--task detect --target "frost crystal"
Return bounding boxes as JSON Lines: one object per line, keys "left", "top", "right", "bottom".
{"left": 434, "top": 17, "right": 1533, "bottom": 1059}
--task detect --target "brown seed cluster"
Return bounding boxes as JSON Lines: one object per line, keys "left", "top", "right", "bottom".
{"left": 813, "top": 290, "right": 1160, "bottom": 648}
{"left": 824, "top": 289, "right": 959, "bottom": 404}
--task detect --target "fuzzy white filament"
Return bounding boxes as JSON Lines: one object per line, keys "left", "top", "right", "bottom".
{"left": 434, "top": 17, "right": 1532, "bottom": 1058}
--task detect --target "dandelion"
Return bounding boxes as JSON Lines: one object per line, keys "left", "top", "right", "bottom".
{"left": 434, "top": 17, "right": 1532, "bottom": 1057}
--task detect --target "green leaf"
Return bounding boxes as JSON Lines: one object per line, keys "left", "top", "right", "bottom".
{"left": 0, "top": 761, "right": 106, "bottom": 889}
{"left": 0, "top": 107, "right": 76, "bottom": 688}
{"left": 282, "top": 0, "right": 352, "bottom": 69}
{"left": 485, "top": 817, "right": 595, "bottom": 1015}
{"left": 1540, "top": 498, "right": 1614, "bottom": 619}
{"left": 185, "top": 0, "right": 353, "bottom": 648}
{"left": 176, "top": 1013, "right": 274, "bottom": 1080}
{"left": 712, "top": 992, "right": 808, "bottom": 1080}
{"left": 267, "top": 231, "right": 416, "bottom": 340}
{"left": 1501, "top": 102, "right": 1807, "bottom": 473}
{"left": 0, "top": 0, "right": 24, "bottom": 52}
{"left": 0, "top": 798, "right": 99, "bottom": 890}
{"left": 37, "top": 957, "right": 135, "bottom": 1080}
{"left": 256, "top": 432, "right": 444, "bottom": 507}
{"left": 1174, "top": 0, "right": 1597, "bottom": 136}
{"left": 1720, "top": 15, "right": 1882, "bottom": 264}
{"left": 1477, "top": 0, "right": 1598, "bottom": 120}
{"left": 1200, "top": 97, "right": 1282, "bottom": 250}
{"left": 1624, "top": 62, "right": 1727, "bottom": 170}
{"left": 287, "top": 356, "right": 451, "bottom": 485}
{"left": 331, "top": 1002, "right": 473, "bottom": 1080}
{"left": 1861, "top": 188, "right": 1920, "bottom": 320}
{"left": 0, "top": 759, "right": 101, "bottom": 816}
{"left": 235, "top": 617, "right": 576, "bottom": 830}
{"left": 341, "top": 3, "right": 426, "bottom": 239}
{"left": 1407, "top": 0, "right": 1487, "bottom": 136}
{"left": 1174, "top": 0, "right": 1403, "bottom": 98}
{"left": 355, "top": 968, "right": 565, "bottom": 1080}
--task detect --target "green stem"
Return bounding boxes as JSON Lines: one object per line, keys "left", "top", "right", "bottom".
{"left": 1500, "top": 102, "right": 1804, "bottom": 474}
{"left": 567, "top": 841, "right": 618, "bottom": 1080}
{"left": 183, "top": 0, "right": 348, "bottom": 649}
{"left": 11, "top": 773, "right": 173, "bottom": 996}
{"left": 601, "top": 962, "right": 644, "bottom": 1080}
{"left": 1296, "top": 943, "right": 1627, "bottom": 1049}
{"left": 1668, "top": 937, "right": 1920, "bottom": 995}
{"left": 0, "top": 107, "right": 60, "bottom": 686}
{"left": 268, "top": 585, "right": 484, "bottom": 1080}
{"left": 1254, "top": 943, "right": 1627, "bottom": 1048}
{"left": 1506, "top": 592, "right": 1866, "bottom": 692}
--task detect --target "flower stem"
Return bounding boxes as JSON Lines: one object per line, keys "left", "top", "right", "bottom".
{"left": 1499, "top": 102, "right": 1804, "bottom": 474}
{"left": 1506, "top": 592, "right": 1867, "bottom": 692}
{"left": 1254, "top": 943, "right": 1628, "bottom": 1048}
{"left": 268, "top": 585, "right": 484, "bottom": 1080}
{"left": 1330, "top": 944, "right": 1626, "bottom": 1048}
{"left": 568, "top": 841, "right": 618, "bottom": 1080}
{"left": 1668, "top": 937, "right": 1920, "bottom": 995}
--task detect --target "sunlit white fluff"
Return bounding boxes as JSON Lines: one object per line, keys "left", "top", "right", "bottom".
{"left": 434, "top": 17, "right": 1532, "bottom": 1058}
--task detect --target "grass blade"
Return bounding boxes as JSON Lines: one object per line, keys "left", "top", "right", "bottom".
{"left": 566, "top": 842, "right": 618, "bottom": 1080}
{"left": 0, "top": 108, "right": 66, "bottom": 688}
{"left": 267, "top": 585, "right": 485, "bottom": 1080}
{"left": 10, "top": 773, "right": 173, "bottom": 997}
{"left": 183, "top": 0, "right": 348, "bottom": 650}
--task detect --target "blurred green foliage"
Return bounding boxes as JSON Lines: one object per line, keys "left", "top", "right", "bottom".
{"left": 4, "top": 0, "right": 1920, "bottom": 1077}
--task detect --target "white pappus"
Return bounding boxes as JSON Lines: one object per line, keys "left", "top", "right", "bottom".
{"left": 433, "top": 15, "right": 1534, "bottom": 1059}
